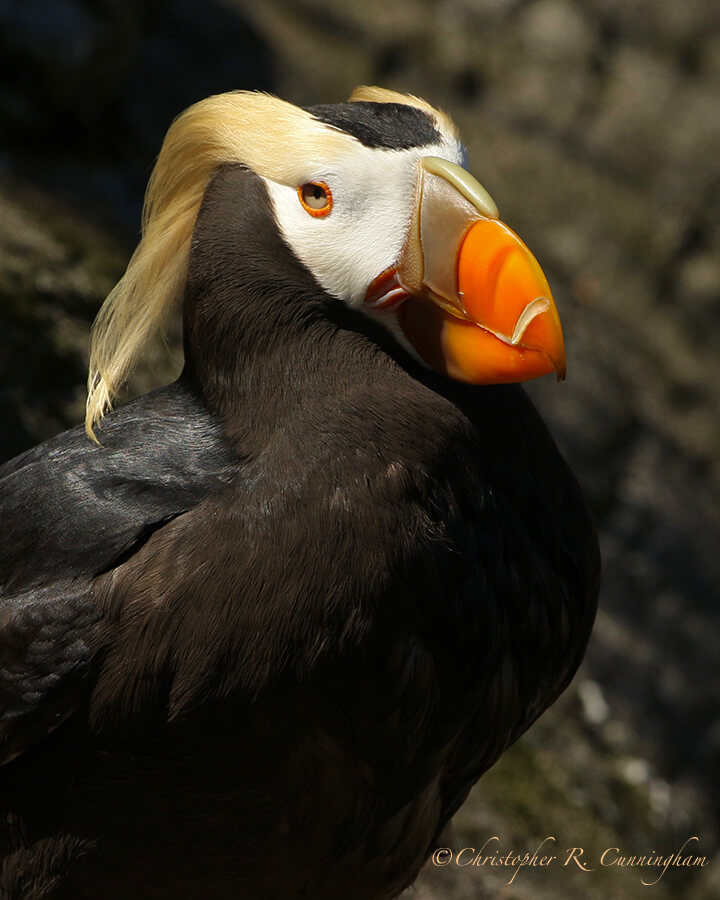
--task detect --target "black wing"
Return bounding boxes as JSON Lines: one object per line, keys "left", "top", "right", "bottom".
{"left": 0, "top": 380, "right": 237, "bottom": 763}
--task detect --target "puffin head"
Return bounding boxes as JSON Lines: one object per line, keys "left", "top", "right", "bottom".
{"left": 86, "top": 87, "right": 565, "bottom": 437}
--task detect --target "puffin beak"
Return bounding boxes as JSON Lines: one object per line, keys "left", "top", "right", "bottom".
{"left": 365, "top": 157, "right": 566, "bottom": 384}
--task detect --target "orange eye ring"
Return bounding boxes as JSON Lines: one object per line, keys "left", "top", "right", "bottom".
{"left": 298, "top": 181, "right": 333, "bottom": 217}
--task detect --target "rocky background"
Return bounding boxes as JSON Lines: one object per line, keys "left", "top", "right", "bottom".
{"left": 1, "top": 1, "right": 719, "bottom": 897}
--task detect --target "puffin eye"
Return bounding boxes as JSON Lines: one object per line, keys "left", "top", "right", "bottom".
{"left": 298, "top": 181, "right": 332, "bottom": 217}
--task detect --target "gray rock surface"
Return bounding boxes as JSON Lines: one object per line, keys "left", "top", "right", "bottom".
{"left": 1, "top": 1, "right": 718, "bottom": 897}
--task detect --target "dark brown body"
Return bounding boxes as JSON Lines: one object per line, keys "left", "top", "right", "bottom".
{"left": 0, "top": 166, "right": 598, "bottom": 898}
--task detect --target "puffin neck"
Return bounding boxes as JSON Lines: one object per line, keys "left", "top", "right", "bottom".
{"left": 182, "top": 281, "right": 351, "bottom": 444}
{"left": 180, "top": 164, "right": 388, "bottom": 442}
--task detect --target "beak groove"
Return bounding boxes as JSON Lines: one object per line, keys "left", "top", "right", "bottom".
{"left": 510, "top": 296, "right": 551, "bottom": 345}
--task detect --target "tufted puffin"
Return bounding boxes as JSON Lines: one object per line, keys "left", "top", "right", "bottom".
{"left": 0, "top": 87, "right": 599, "bottom": 899}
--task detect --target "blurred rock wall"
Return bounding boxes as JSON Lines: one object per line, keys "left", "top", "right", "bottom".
{"left": 1, "top": 1, "right": 719, "bottom": 897}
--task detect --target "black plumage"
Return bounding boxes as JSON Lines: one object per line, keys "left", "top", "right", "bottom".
{"left": 306, "top": 102, "right": 442, "bottom": 149}
{"left": 0, "top": 111, "right": 598, "bottom": 899}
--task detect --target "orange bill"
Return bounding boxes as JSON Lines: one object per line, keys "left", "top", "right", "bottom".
{"left": 366, "top": 156, "right": 566, "bottom": 387}
{"left": 400, "top": 218, "right": 565, "bottom": 384}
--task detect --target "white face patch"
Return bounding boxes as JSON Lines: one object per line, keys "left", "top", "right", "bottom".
{"left": 263, "top": 136, "right": 464, "bottom": 309}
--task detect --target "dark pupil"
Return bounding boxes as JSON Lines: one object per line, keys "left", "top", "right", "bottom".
{"left": 313, "top": 186, "right": 323, "bottom": 200}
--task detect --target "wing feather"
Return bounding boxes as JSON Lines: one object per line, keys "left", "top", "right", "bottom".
{"left": 0, "top": 381, "right": 235, "bottom": 762}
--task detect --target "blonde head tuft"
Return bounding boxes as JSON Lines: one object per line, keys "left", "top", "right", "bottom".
{"left": 85, "top": 90, "right": 351, "bottom": 438}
